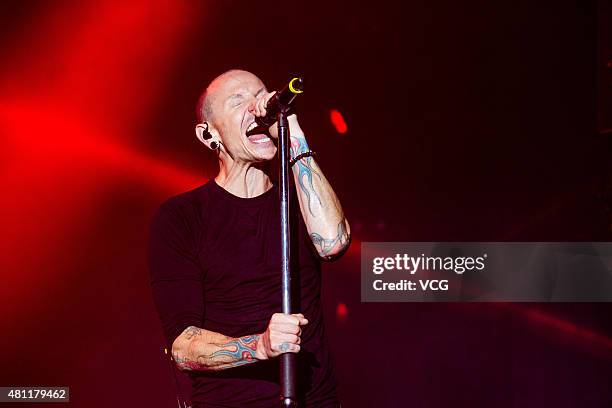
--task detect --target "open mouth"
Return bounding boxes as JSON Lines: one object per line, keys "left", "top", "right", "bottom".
{"left": 245, "top": 121, "right": 272, "bottom": 144}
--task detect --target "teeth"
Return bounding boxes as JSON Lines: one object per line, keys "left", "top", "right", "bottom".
{"left": 247, "top": 122, "right": 257, "bottom": 132}
{"left": 251, "top": 137, "right": 271, "bottom": 144}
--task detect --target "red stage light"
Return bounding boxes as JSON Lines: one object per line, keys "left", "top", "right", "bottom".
{"left": 336, "top": 302, "right": 348, "bottom": 322}
{"left": 0, "top": 0, "right": 202, "bottom": 323}
{"left": 330, "top": 109, "right": 348, "bottom": 134}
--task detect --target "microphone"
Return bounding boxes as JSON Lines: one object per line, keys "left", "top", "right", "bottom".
{"left": 255, "top": 77, "right": 304, "bottom": 127}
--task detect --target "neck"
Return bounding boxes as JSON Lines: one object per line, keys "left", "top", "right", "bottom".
{"left": 215, "top": 157, "right": 273, "bottom": 198}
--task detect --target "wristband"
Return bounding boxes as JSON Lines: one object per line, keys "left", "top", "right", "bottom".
{"left": 289, "top": 150, "right": 316, "bottom": 167}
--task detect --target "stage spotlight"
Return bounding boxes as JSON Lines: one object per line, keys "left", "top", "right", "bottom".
{"left": 330, "top": 109, "right": 348, "bottom": 134}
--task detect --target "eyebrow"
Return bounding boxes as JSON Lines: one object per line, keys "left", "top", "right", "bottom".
{"left": 227, "top": 87, "right": 266, "bottom": 100}
{"left": 226, "top": 94, "right": 242, "bottom": 104}
{"left": 225, "top": 87, "right": 266, "bottom": 107}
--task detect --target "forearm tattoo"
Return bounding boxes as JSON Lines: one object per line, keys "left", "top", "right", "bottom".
{"left": 291, "top": 136, "right": 322, "bottom": 216}
{"left": 208, "top": 335, "right": 259, "bottom": 367}
{"left": 310, "top": 219, "right": 350, "bottom": 259}
{"left": 173, "top": 327, "right": 260, "bottom": 371}
{"left": 184, "top": 326, "right": 201, "bottom": 340}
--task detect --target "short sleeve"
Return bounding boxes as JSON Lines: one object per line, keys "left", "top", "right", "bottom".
{"left": 147, "top": 199, "right": 205, "bottom": 348}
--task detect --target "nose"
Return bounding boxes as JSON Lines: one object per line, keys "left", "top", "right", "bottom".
{"left": 247, "top": 97, "right": 257, "bottom": 114}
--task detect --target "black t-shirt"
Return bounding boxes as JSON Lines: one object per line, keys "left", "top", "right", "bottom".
{"left": 148, "top": 179, "right": 338, "bottom": 407}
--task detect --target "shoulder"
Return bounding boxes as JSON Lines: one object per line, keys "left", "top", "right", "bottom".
{"left": 152, "top": 181, "right": 215, "bottom": 231}
{"left": 158, "top": 187, "right": 199, "bottom": 213}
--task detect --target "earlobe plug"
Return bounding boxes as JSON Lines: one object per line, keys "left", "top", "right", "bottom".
{"left": 210, "top": 141, "right": 219, "bottom": 150}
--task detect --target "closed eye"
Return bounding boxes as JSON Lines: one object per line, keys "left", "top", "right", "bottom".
{"left": 227, "top": 94, "right": 244, "bottom": 108}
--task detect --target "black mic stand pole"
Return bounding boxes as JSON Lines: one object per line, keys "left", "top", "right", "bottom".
{"left": 277, "top": 104, "right": 297, "bottom": 407}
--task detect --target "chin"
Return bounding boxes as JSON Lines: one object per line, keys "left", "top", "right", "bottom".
{"left": 258, "top": 146, "right": 277, "bottom": 161}
{"left": 248, "top": 139, "right": 277, "bottom": 161}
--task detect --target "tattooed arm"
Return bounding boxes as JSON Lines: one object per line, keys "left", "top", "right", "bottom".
{"left": 254, "top": 92, "right": 350, "bottom": 259}
{"left": 171, "top": 313, "right": 308, "bottom": 372}
{"left": 172, "top": 326, "right": 261, "bottom": 371}
{"left": 287, "top": 116, "right": 351, "bottom": 260}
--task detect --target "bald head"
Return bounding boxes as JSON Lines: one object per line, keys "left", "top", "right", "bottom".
{"left": 196, "top": 69, "right": 260, "bottom": 124}
{"left": 194, "top": 69, "right": 276, "bottom": 162}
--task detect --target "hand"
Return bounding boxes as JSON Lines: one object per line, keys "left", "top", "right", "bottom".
{"left": 256, "top": 313, "right": 308, "bottom": 360}
{"left": 252, "top": 91, "right": 304, "bottom": 139}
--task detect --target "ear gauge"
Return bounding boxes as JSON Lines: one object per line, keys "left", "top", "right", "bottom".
{"left": 200, "top": 123, "right": 218, "bottom": 150}
{"left": 201, "top": 122, "right": 213, "bottom": 140}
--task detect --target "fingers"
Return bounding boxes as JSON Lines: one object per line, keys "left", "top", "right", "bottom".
{"left": 270, "top": 312, "right": 308, "bottom": 326}
{"left": 279, "top": 342, "right": 300, "bottom": 353}
{"left": 266, "top": 313, "right": 307, "bottom": 357}
{"left": 292, "top": 313, "right": 309, "bottom": 326}
{"left": 271, "top": 333, "right": 300, "bottom": 348}
{"left": 265, "top": 334, "right": 300, "bottom": 356}
{"left": 253, "top": 91, "right": 276, "bottom": 118}
{"left": 270, "top": 322, "right": 302, "bottom": 335}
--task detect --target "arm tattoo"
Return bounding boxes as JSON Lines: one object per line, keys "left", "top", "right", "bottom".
{"left": 291, "top": 136, "right": 322, "bottom": 216}
{"left": 184, "top": 326, "right": 201, "bottom": 340}
{"left": 207, "top": 335, "right": 259, "bottom": 368}
{"left": 173, "top": 354, "right": 202, "bottom": 371}
{"left": 289, "top": 135, "right": 350, "bottom": 258}
{"left": 174, "top": 330, "right": 260, "bottom": 371}
{"left": 310, "top": 219, "right": 350, "bottom": 259}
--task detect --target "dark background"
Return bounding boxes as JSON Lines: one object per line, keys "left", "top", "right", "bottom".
{"left": 1, "top": 0, "right": 611, "bottom": 406}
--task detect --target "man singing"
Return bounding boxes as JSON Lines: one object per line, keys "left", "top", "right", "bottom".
{"left": 148, "top": 69, "right": 350, "bottom": 407}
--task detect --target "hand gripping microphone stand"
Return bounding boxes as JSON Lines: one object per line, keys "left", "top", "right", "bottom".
{"left": 259, "top": 77, "right": 304, "bottom": 407}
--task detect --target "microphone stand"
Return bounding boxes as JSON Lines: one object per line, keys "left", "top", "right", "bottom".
{"left": 277, "top": 105, "right": 297, "bottom": 407}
